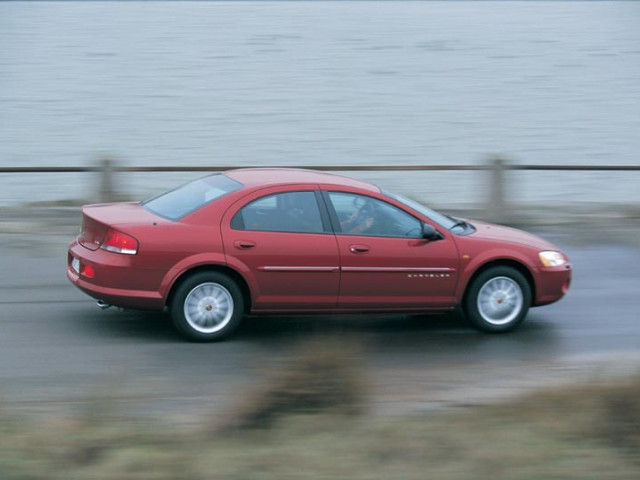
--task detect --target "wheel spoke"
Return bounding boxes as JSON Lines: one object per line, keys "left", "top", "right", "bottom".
{"left": 183, "top": 282, "right": 235, "bottom": 334}
{"left": 477, "top": 276, "right": 523, "bottom": 326}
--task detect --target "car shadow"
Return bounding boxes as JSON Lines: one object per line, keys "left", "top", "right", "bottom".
{"left": 75, "top": 307, "right": 182, "bottom": 342}
{"left": 75, "top": 306, "right": 560, "bottom": 360}
{"left": 239, "top": 311, "right": 468, "bottom": 338}
{"left": 237, "top": 311, "right": 561, "bottom": 360}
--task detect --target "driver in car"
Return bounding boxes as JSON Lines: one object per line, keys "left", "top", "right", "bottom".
{"left": 341, "top": 207, "right": 375, "bottom": 235}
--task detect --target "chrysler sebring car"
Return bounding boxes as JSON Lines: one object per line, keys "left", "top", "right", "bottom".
{"left": 67, "top": 168, "right": 571, "bottom": 341}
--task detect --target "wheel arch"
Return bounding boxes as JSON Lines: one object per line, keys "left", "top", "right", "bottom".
{"left": 165, "top": 264, "right": 252, "bottom": 313}
{"left": 462, "top": 259, "right": 536, "bottom": 306}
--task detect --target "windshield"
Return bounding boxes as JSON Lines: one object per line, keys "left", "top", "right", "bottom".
{"left": 143, "top": 174, "right": 243, "bottom": 220}
{"left": 383, "top": 190, "right": 458, "bottom": 230}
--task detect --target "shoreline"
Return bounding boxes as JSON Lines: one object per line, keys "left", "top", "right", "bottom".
{"left": 2, "top": 201, "right": 638, "bottom": 248}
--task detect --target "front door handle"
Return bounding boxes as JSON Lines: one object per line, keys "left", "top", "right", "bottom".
{"left": 349, "top": 244, "right": 370, "bottom": 254}
{"left": 234, "top": 240, "right": 256, "bottom": 249}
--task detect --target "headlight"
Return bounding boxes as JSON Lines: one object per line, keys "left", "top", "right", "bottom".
{"left": 539, "top": 251, "right": 566, "bottom": 267}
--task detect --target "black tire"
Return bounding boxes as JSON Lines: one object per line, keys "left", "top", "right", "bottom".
{"left": 170, "top": 271, "right": 244, "bottom": 342}
{"left": 464, "top": 266, "right": 531, "bottom": 333}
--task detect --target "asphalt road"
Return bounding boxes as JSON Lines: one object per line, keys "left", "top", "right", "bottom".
{"left": 1, "top": 230, "right": 639, "bottom": 420}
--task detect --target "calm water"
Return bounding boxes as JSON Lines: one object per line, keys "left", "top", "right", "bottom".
{"left": 1, "top": 1, "right": 639, "bottom": 206}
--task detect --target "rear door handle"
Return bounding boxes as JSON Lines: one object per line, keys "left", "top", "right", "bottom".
{"left": 349, "top": 244, "right": 370, "bottom": 253}
{"left": 234, "top": 240, "right": 256, "bottom": 249}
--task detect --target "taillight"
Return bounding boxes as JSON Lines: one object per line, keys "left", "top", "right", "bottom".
{"left": 100, "top": 228, "right": 138, "bottom": 255}
{"left": 82, "top": 264, "right": 95, "bottom": 278}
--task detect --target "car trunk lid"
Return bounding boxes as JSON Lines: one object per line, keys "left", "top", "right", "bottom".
{"left": 78, "top": 202, "right": 164, "bottom": 251}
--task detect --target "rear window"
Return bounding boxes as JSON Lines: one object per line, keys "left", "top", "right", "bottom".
{"left": 142, "top": 174, "right": 243, "bottom": 220}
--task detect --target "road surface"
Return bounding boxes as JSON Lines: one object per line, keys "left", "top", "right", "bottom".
{"left": 1, "top": 230, "right": 639, "bottom": 420}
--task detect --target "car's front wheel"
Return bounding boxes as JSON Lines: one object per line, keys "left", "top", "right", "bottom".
{"left": 170, "top": 271, "right": 244, "bottom": 342}
{"left": 464, "top": 266, "right": 531, "bottom": 333}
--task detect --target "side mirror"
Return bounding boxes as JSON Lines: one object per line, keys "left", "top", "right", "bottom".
{"left": 422, "top": 223, "right": 443, "bottom": 241}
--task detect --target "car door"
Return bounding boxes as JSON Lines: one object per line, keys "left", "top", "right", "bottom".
{"left": 221, "top": 187, "right": 340, "bottom": 312}
{"left": 322, "top": 190, "right": 459, "bottom": 309}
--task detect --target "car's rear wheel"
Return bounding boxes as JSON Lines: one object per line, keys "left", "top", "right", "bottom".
{"left": 170, "top": 271, "right": 244, "bottom": 342}
{"left": 464, "top": 266, "right": 531, "bottom": 333}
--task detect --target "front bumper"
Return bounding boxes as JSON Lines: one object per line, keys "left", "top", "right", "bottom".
{"left": 534, "top": 263, "right": 572, "bottom": 306}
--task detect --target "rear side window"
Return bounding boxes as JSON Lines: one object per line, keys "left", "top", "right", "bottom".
{"left": 143, "top": 174, "right": 243, "bottom": 220}
{"left": 231, "top": 191, "right": 324, "bottom": 234}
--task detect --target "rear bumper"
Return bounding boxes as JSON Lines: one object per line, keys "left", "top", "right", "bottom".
{"left": 67, "top": 241, "right": 164, "bottom": 310}
{"left": 534, "top": 264, "right": 572, "bottom": 307}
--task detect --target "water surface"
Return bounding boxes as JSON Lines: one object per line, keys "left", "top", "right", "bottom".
{"left": 1, "top": 1, "right": 639, "bottom": 205}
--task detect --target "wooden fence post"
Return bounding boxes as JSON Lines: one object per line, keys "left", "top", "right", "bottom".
{"left": 486, "top": 156, "right": 509, "bottom": 224}
{"left": 98, "top": 157, "right": 116, "bottom": 203}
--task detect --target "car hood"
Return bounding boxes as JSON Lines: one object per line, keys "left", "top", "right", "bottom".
{"left": 467, "top": 220, "right": 558, "bottom": 250}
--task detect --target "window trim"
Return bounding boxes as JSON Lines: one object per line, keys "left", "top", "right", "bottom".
{"left": 321, "top": 190, "right": 424, "bottom": 239}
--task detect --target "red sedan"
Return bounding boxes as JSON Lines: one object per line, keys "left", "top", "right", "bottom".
{"left": 67, "top": 168, "right": 571, "bottom": 341}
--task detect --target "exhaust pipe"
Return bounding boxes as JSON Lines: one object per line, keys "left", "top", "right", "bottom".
{"left": 96, "top": 300, "right": 112, "bottom": 310}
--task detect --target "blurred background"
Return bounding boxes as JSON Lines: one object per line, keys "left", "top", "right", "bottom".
{"left": 1, "top": 1, "right": 639, "bottom": 208}
{"left": 1, "top": 2, "right": 640, "bottom": 479}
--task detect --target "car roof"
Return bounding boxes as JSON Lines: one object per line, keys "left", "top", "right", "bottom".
{"left": 225, "top": 168, "right": 380, "bottom": 192}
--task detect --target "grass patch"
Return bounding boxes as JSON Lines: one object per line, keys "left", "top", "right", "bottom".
{"left": 222, "top": 335, "right": 367, "bottom": 430}
{"left": 2, "top": 355, "right": 640, "bottom": 479}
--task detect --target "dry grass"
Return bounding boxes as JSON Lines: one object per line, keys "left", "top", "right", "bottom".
{"left": 599, "top": 378, "right": 640, "bottom": 455}
{"left": 221, "top": 335, "right": 367, "bottom": 430}
{"left": 2, "top": 355, "right": 640, "bottom": 479}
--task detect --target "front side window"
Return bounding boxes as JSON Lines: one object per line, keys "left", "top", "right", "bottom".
{"left": 143, "top": 174, "right": 243, "bottom": 221}
{"left": 231, "top": 191, "right": 324, "bottom": 234}
{"left": 327, "top": 192, "right": 422, "bottom": 238}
